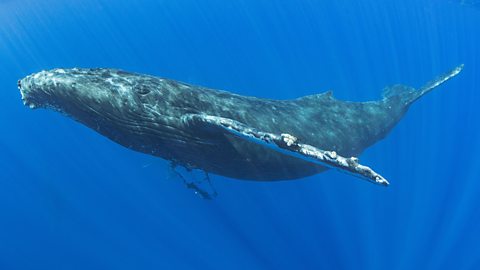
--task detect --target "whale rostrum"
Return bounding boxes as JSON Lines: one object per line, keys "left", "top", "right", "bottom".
{"left": 18, "top": 65, "right": 463, "bottom": 187}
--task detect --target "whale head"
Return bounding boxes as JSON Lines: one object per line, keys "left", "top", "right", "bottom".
{"left": 18, "top": 68, "right": 177, "bottom": 149}
{"left": 19, "top": 68, "right": 150, "bottom": 113}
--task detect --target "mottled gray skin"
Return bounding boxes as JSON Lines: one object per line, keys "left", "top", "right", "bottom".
{"left": 17, "top": 68, "right": 451, "bottom": 181}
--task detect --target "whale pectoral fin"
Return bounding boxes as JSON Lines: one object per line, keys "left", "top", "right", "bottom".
{"left": 182, "top": 114, "right": 226, "bottom": 135}
{"left": 182, "top": 114, "right": 389, "bottom": 186}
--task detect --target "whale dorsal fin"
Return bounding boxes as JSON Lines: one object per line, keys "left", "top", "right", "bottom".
{"left": 295, "top": 91, "right": 333, "bottom": 103}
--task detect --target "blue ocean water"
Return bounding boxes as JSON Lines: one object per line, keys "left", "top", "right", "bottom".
{"left": 1, "top": 0, "right": 479, "bottom": 269}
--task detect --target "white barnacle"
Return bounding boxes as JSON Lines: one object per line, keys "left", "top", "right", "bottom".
{"left": 281, "top": 133, "right": 297, "bottom": 146}
{"left": 338, "top": 159, "right": 349, "bottom": 167}
{"left": 326, "top": 151, "right": 337, "bottom": 159}
{"left": 350, "top": 157, "right": 359, "bottom": 165}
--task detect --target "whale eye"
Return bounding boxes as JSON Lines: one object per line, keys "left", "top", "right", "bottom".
{"left": 135, "top": 85, "right": 151, "bottom": 95}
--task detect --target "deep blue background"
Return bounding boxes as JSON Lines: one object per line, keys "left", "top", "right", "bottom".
{"left": 0, "top": 0, "right": 479, "bottom": 269}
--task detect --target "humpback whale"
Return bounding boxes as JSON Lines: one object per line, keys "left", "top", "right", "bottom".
{"left": 18, "top": 65, "right": 463, "bottom": 189}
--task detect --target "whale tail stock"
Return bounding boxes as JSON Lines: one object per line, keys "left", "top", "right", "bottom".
{"left": 382, "top": 64, "right": 464, "bottom": 107}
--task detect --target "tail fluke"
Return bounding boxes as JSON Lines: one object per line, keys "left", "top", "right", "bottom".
{"left": 383, "top": 64, "right": 464, "bottom": 107}
{"left": 412, "top": 64, "right": 464, "bottom": 104}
